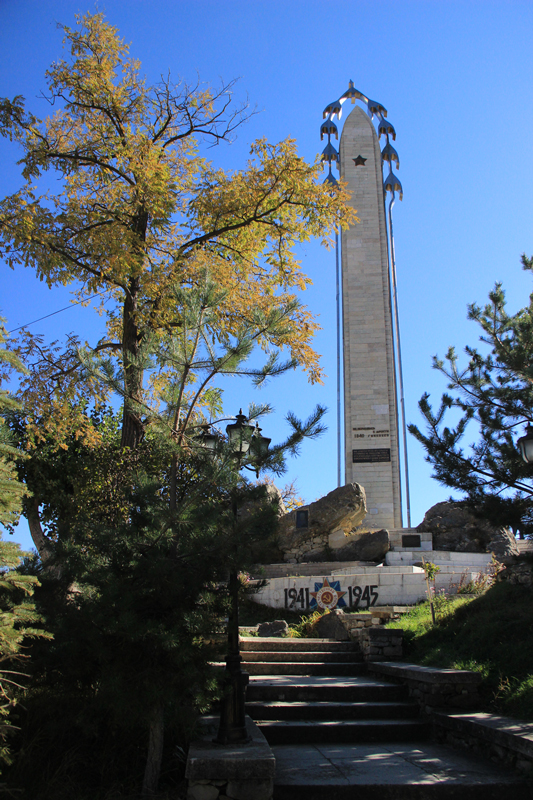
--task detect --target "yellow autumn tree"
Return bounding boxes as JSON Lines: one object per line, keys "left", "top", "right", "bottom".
{"left": 0, "top": 12, "right": 355, "bottom": 451}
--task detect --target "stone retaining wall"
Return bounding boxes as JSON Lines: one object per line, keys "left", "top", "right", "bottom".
{"left": 311, "top": 610, "right": 404, "bottom": 659}
{"left": 369, "top": 661, "right": 533, "bottom": 776}
{"left": 250, "top": 568, "right": 428, "bottom": 609}
{"left": 359, "top": 626, "right": 403, "bottom": 661}
{"left": 432, "top": 711, "right": 533, "bottom": 775}
{"left": 369, "top": 661, "right": 481, "bottom": 712}
{"left": 186, "top": 716, "right": 275, "bottom": 800}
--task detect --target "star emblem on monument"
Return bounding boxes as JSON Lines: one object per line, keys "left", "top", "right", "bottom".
{"left": 309, "top": 577, "right": 347, "bottom": 610}
{"left": 353, "top": 155, "right": 367, "bottom": 166}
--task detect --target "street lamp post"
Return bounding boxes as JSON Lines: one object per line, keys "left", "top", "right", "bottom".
{"left": 209, "top": 410, "right": 270, "bottom": 745}
{"left": 517, "top": 424, "right": 533, "bottom": 464}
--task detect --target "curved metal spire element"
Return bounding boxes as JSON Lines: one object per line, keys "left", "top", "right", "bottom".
{"left": 381, "top": 140, "right": 400, "bottom": 169}
{"left": 321, "top": 141, "right": 340, "bottom": 165}
{"left": 320, "top": 117, "right": 339, "bottom": 140}
{"left": 384, "top": 169, "right": 403, "bottom": 200}
{"left": 323, "top": 99, "right": 343, "bottom": 119}
{"left": 340, "top": 79, "right": 367, "bottom": 104}
{"left": 367, "top": 98, "right": 388, "bottom": 118}
{"left": 319, "top": 80, "right": 400, "bottom": 192}
{"left": 377, "top": 116, "right": 396, "bottom": 140}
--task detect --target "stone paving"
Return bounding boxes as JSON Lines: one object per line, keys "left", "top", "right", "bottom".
{"left": 273, "top": 740, "right": 529, "bottom": 788}
{"left": 247, "top": 644, "right": 530, "bottom": 793}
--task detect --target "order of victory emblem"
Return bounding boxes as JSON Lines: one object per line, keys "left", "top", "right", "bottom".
{"left": 309, "top": 577, "right": 347, "bottom": 610}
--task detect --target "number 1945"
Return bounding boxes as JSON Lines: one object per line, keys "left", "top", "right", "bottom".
{"left": 348, "top": 585, "right": 379, "bottom": 608}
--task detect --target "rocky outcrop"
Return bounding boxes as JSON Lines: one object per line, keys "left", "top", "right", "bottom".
{"left": 256, "top": 620, "right": 289, "bottom": 637}
{"left": 332, "top": 528, "right": 390, "bottom": 562}
{"left": 417, "top": 501, "right": 519, "bottom": 558}
{"left": 276, "top": 483, "right": 389, "bottom": 563}
{"left": 498, "top": 556, "right": 533, "bottom": 587}
{"left": 239, "top": 483, "right": 286, "bottom": 521}
{"left": 314, "top": 610, "right": 350, "bottom": 641}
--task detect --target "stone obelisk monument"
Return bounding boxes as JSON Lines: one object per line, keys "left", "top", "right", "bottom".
{"left": 339, "top": 105, "right": 402, "bottom": 530}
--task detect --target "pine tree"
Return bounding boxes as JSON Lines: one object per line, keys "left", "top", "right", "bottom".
{"left": 0, "top": 324, "right": 50, "bottom": 773}
{"left": 0, "top": 537, "right": 50, "bottom": 772}
{"left": 7, "top": 282, "right": 326, "bottom": 795}
{"left": 409, "top": 255, "right": 533, "bottom": 536}
{"left": 0, "top": 323, "right": 27, "bottom": 529}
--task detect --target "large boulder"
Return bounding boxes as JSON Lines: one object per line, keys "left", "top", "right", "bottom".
{"left": 238, "top": 482, "right": 287, "bottom": 564}
{"left": 277, "top": 483, "right": 388, "bottom": 563}
{"left": 314, "top": 610, "right": 350, "bottom": 641}
{"left": 239, "top": 482, "right": 286, "bottom": 521}
{"left": 333, "top": 528, "right": 390, "bottom": 562}
{"left": 499, "top": 557, "right": 533, "bottom": 587}
{"left": 417, "top": 501, "right": 519, "bottom": 558}
{"left": 257, "top": 620, "right": 289, "bottom": 637}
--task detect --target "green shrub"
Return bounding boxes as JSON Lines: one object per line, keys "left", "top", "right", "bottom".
{"left": 286, "top": 609, "right": 328, "bottom": 638}
{"left": 386, "top": 582, "right": 533, "bottom": 718}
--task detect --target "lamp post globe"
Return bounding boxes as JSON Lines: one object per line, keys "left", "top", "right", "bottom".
{"left": 226, "top": 409, "right": 254, "bottom": 458}
{"left": 518, "top": 424, "right": 533, "bottom": 464}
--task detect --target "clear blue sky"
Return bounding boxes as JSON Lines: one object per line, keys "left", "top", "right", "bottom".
{"left": 2, "top": 0, "right": 533, "bottom": 551}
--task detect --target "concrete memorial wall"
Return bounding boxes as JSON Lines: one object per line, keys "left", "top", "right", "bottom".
{"left": 250, "top": 550, "right": 493, "bottom": 611}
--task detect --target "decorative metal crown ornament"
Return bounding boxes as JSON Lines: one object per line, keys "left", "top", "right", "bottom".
{"left": 320, "top": 79, "right": 403, "bottom": 201}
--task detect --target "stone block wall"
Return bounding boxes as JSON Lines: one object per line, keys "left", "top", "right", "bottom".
{"left": 359, "top": 626, "right": 403, "bottom": 661}
{"left": 186, "top": 716, "right": 275, "bottom": 800}
{"left": 369, "top": 662, "right": 533, "bottom": 776}
{"left": 369, "top": 662, "right": 481, "bottom": 713}
{"left": 188, "top": 777, "right": 273, "bottom": 800}
{"left": 432, "top": 712, "right": 533, "bottom": 775}
{"left": 250, "top": 568, "right": 428, "bottom": 610}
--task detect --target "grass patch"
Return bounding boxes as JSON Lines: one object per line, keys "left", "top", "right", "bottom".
{"left": 386, "top": 582, "right": 533, "bottom": 718}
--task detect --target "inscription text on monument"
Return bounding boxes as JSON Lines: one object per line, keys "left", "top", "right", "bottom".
{"left": 352, "top": 448, "right": 391, "bottom": 463}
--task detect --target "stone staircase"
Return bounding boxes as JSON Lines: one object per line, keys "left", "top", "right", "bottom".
{"left": 243, "top": 637, "right": 429, "bottom": 745}
{"left": 240, "top": 637, "right": 531, "bottom": 797}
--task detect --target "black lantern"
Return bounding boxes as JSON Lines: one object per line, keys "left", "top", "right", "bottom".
{"left": 518, "top": 424, "right": 533, "bottom": 464}
{"left": 197, "top": 423, "right": 219, "bottom": 452}
{"left": 251, "top": 423, "right": 271, "bottom": 458}
{"left": 226, "top": 409, "right": 254, "bottom": 458}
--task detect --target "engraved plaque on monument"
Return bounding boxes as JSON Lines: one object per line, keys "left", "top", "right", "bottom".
{"left": 352, "top": 448, "right": 391, "bottom": 464}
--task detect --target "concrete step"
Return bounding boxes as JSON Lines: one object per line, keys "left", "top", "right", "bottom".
{"left": 241, "top": 651, "right": 364, "bottom": 663}
{"left": 251, "top": 561, "right": 376, "bottom": 579}
{"left": 275, "top": 786, "right": 531, "bottom": 800}
{"left": 259, "top": 718, "right": 431, "bottom": 745}
{"left": 272, "top": 742, "right": 532, "bottom": 799}
{"left": 246, "top": 700, "right": 420, "bottom": 721}
{"left": 240, "top": 637, "right": 356, "bottom": 652}
{"left": 246, "top": 676, "right": 409, "bottom": 703}
{"left": 218, "top": 661, "right": 368, "bottom": 676}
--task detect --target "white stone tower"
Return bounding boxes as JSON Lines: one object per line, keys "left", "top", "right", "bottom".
{"left": 340, "top": 105, "right": 401, "bottom": 529}
{"left": 321, "top": 82, "right": 405, "bottom": 530}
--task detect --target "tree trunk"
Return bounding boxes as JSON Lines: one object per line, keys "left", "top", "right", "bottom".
{"left": 142, "top": 702, "right": 165, "bottom": 797}
{"left": 26, "top": 497, "right": 65, "bottom": 578}
{"left": 26, "top": 498, "right": 53, "bottom": 562}
{"left": 121, "top": 276, "right": 145, "bottom": 450}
